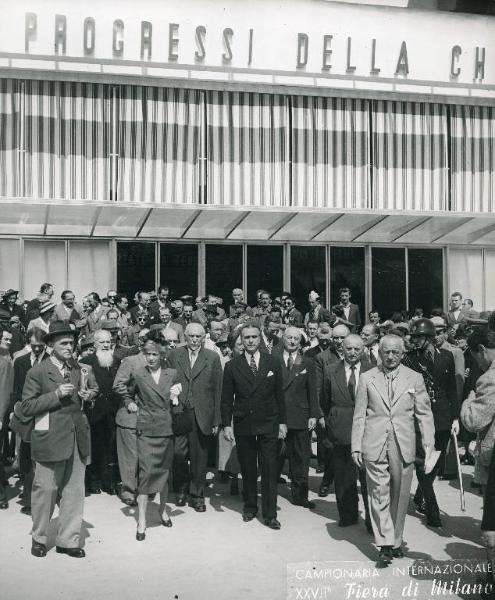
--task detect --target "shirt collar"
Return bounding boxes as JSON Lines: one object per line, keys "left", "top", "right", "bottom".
{"left": 245, "top": 350, "right": 260, "bottom": 364}
{"left": 50, "top": 354, "right": 67, "bottom": 372}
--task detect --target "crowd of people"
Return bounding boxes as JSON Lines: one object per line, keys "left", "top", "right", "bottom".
{"left": 0, "top": 282, "right": 494, "bottom": 572}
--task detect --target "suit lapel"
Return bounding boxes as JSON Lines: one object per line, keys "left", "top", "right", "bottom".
{"left": 334, "top": 362, "right": 351, "bottom": 401}
{"left": 46, "top": 361, "right": 65, "bottom": 386}
{"left": 283, "top": 354, "right": 302, "bottom": 390}
{"left": 235, "top": 354, "right": 256, "bottom": 386}
{"left": 391, "top": 367, "right": 413, "bottom": 406}
{"left": 191, "top": 348, "right": 207, "bottom": 379}
{"left": 179, "top": 348, "right": 192, "bottom": 380}
{"left": 252, "top": 353, "right": 271, "bottom": 393}
{"left": 370, "top": 369, "right": 390, "bottom": 410}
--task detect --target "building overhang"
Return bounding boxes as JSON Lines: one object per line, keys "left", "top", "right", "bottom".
{"left": 1, "top": 198, "right": 495, "bottom": 246}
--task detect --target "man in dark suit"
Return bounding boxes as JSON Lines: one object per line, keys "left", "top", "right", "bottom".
{"left": 305, "top": 323, "right": 333, "bottom": 360}
{"left": 304, "top": 291, "right": 333, "bottom": 326}
{"left": 403, "top": 318, "right": 458, "bottom": 528}
{"left": 21, "top": 321, "right": 98, "bottom": 558}
{"left": 13, "top": 327, "right": 49, "bottom": 515}
{"left": 259, "top": 316, "right": 282, "bottom": 355}
{"left": 129, "top": 292, "right": 152, "bottom": 325}
{"left": 321, "top": 334, "right": 372, "bottom": 530}
{"left": 277, "top": 327, "right": 318, "bottom": 509}
{"left": 222, "top": 323, "right": 287, "bottom": 529}
{"left": 80, "top": 329, "right": 122, "bottom": 496}
{"left": 314, "top": 323, "right": 350, "bottom": 496}
{"left": 336, "top": 287, "right": 361, "bottom": 332}
{"left": 167, "top": 323, "right": 223, "bottom": 511}
{"left": 282, "top": 296, "right": 304, "bottom": 328}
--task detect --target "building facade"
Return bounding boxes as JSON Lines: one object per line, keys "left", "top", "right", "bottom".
{"left": 0, "top": 0, "right": 494, "bottom": 317}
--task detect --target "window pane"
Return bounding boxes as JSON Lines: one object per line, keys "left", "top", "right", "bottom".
{"left": 117, "top": 242, "right": 155, "bottom": 305}
{"left": 0, "top": 239, "right": 20, "bottom": 294}
{"left": 372, "top": 248, "right": 406, "bottom": 320}
{"left": 206, "top": 244, "right": 243, "bottom": 307}
{"left": 23, "top": 241, "right": 66, "bottom": 302}
{"left": 408, "top": 249, "right": 443, "bottom": 317}
{"left": 247, "top": 245, "right": 283, "bottom": 306}
{"left": 291, "top": 246, "right": 326, "bottom": 315}
{"left": 68, "top": 241, "right": 111, "bottom": 303}
{"left": 330, "top": 247, "right": 365, "bottom": 315}
{"left": 448, "top": 248, "right": 483, "bottom": 312}
{"left": 160, "top": 244, "right": 198, "bottom": 299}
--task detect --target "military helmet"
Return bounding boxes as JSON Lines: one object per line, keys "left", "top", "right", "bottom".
{"left": 409, "top": 318, "right": 436, "bottom": 338}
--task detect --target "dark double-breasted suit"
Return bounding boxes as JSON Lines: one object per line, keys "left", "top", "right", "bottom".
{"left": 321, "top": 359, "right": 372, "bottom": 525}
{"left": 221, "top": 352, "right": 286, "bottom": 519}
{"left": 21, "top": 358, "right": 98, "bottom": 548}
{"left": 277, "top": 353, "right": 318, "bottom": 504}
{"left": 167, "top": 346, "right": 223, "bottom": 500}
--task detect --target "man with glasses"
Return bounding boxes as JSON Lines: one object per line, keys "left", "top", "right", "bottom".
{"left": 260, "top": 316, "right": 282, "bottom": 355}
{"left": 282, "top": 295, "right": 304, "bottom": 328}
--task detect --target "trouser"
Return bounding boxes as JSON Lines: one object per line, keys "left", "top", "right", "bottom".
{"left": 85, "top": 417, "right": 116, "bottom": 489}
{"left": 334, "top": 443, "right": 370, "bottom": 524}
{"left": 1, "top": 414, "right": 14, "bottom": 462}
{"left": 116, "top": 425, "right": 137, "bottom": 500}
{"left": 19, "top": 441, "right": 34, "bottom": 507}
{"left": 317, "top": 424, "right": 335, "bottom": 486}
{"left": 236, "top": 431, "right": 279, "bottom": 519}
{"left": 173, "top": 410, "right": 210, "bottom": 499}
{"left": 31, "top": 441, "right": 86, "bottom": 548}
{"left": 0, "top": 462, "right": 6, "bottom": 502}
{"left": 364, "top": 430, "right": 414, "bottom": 548}
{"left": 414, "top": 429, "right": 451, "bottom": 518}
{"left": 278, "top": 429, "right": 311, "bottom": 502}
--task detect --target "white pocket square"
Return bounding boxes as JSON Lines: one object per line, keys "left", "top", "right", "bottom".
{"left": 300, "top": 369, "right": 307, "bottom": 375}
{"left": 267, "top": 371, "right": 274, "bottom": 377}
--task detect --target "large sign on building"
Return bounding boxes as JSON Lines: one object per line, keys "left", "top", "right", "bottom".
{"left": 0, "top": 0, "right": 494, "bottom": 100}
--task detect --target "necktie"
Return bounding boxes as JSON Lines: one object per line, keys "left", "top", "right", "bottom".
{"left": 287, "top": 353, "right": 294, "bottom": 371}
{"left": 190, "top": 351, "right": 197, "bottom": 369}
{"left": 369, "top": 348, "right": 377, "bottom": 366}
{"left": 348, "top": 366, "right": 356, "bottom": 402}
{"left": 249, "top": 354, "right": 257, "bottom": 375}
{"left": 62, "top": 363, "right": 71, "bottom": 383}
{"left": 386, "top": 373, "right": 394, "bottom": 404}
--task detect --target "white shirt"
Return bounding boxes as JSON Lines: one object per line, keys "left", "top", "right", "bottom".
{"left": 150, "top": 367, "right": 161, "bottom": 385}
{"left": 344, "top": 361, "right": 361, "bottom": 395}
{"left": 30, "top": 350, "right": 46, "bottom": 367}
{"left": 368, "top": 344, "right": 379, "bottom": 363}
{"left": 50, "top": 355, "right": 67, "bottom": 376}
{"left": 261, "top": 331, "right": 273, "bottom": 351}
{"left": 343, "top": 305, "right": 351, "bottom": 319}
{"left": 452, "top": 308, "right": 462, "bottom": 320}
{"left": 283, "top": 350, "right": 298, "bottom": 368}
{"left": 245, "top": 350, "right": 260, "bottom": 369}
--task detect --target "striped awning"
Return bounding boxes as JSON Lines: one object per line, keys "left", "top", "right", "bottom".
{"left": 2, "top": 198, "right": 495, "bottom": 246}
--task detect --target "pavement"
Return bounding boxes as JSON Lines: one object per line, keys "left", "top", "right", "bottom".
{"left": 0, "top": 463, "right": 488, "bottom": 600}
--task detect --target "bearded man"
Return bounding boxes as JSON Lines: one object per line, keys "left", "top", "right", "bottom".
{"left": 80, "top": 329, "right": 122, "bottom": 496}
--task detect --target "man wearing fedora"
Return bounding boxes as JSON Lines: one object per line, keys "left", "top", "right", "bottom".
{"left": 21, "top": 321, "right": 98, "bottom": 558}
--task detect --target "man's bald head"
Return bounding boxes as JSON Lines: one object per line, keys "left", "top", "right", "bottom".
{"left": 379, "top": 335, "right": 405, "bottom": 371}
{"left": 332, "top": 324, "right": 350, "bottom": 352}
{"left": 342, "top": 334, "right": 364, "bottom": 365}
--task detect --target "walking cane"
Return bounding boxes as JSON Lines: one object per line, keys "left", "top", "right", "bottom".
{"left": 452, "top": 430, "right": 466, "bottom": 512}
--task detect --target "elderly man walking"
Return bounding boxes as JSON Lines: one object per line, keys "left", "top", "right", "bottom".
{"left": 351, "top": 334, "right": 435, "bottom": 565}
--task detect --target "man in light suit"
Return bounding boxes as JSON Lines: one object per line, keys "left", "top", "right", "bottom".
{"left": 167, "top": 323, "right": 223, "bottom": 511}
{"left": 158, "top": 306, "right": 185, "bottom": 345}
{"left": 351, "top": 334, "right": 435, "bottom": 565}
{"left": 221, "top": 324, "right": 287, "bottom": 529}
{"left": 277, "top": 327, "right": 319, "bottom": 509}
{"left": 361, "top": 324, "right": 381, "bottom": 367}
{"left": 321, "top": 334, "right": 372, "bottom": 531}
{"left": 21, "top": 321, "right": 98, "bottom": 558}
{"left": 446, "top": 291, "right": 467, "bottom": 329}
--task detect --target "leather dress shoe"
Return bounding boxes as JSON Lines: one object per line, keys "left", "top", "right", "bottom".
{"left": 242, "top": 512, "right": 256, "bottom": 522}
{"left": 414, "top": 499, "right": 427, "bottom": 515}
{"left": 161, "top": 517, "right": 173, "bottom": 528}
{"left": 426, "top": 513, "right": 443, "bottom": 528}
{"left": 0, "top": 499, "right": 8, "bottom": 510}
{"left": 31, "top": 541, "right": 47, "bottom": 558}
{"left": 392, "top": 547, "right": 404, "bottom": 559}
{"left": 135, "top": 530, "right": 146, "bottom": 542}
{"left": 294, "top": 499, "right": 315, "bottom": 509}
{"left": 89, "top": 485, "right": 101, "bottom": 494}
{"left": 318, "top": 485, "right": 330, "bottom": 497}
{"left": 191, "top": 501, "right": 206, "bottom": 513}
{"left": 315, "top": 464, "right": 325, "bottom": 474}
{"left": 378, "top": 546, "right": 393, "bottom": 566}
{"left": 264, "top": 518, "right": 281, "bottom": 530}
{"left": 102, "top": 485, "right": 116, "bottom": 496}
{"left": 20, "top": 506, "right": 31, "bottom": 516}
{"left": 56, "top": 546, "right": 86, "bottom": 558}
{"left": 176, "top": 493, "right": 187, "bottom": 507}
